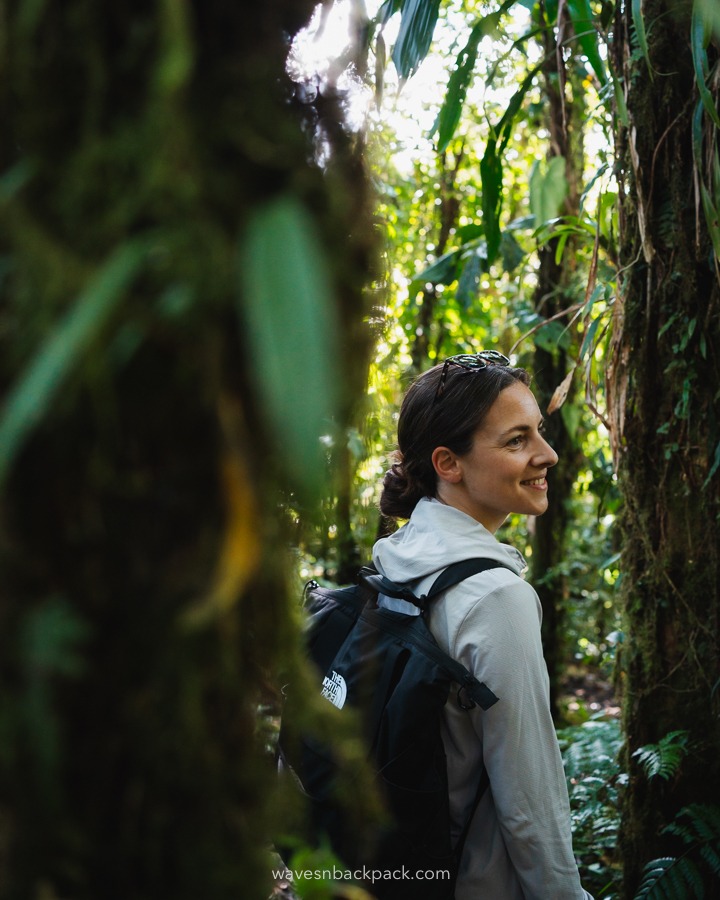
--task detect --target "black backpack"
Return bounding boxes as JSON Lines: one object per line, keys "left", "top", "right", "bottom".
{"left": 277, "top": 558, "right": 509, "bottom": 900}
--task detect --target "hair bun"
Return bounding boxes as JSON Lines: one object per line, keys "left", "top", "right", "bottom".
{"left": 379, "top": 458, "right": 424, "bottom": 520}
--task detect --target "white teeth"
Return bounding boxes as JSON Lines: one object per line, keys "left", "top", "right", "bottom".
{"left": 522, "top": 478, "right": 545, "bottom": 485}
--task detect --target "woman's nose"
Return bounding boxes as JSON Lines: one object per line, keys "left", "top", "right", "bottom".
{"left": 537, "top": 436, "right": 559, "bottom": 468}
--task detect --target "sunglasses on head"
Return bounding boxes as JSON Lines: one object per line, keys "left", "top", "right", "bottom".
{"left": 434, "top": 350, "right": 511, "bottom": 401}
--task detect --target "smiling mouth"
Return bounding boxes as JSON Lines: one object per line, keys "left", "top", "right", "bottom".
{"left": 521, "top": 477, "right": 547, "bottom": 486}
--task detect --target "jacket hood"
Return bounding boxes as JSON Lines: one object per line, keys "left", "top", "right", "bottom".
{"left": 372, "top": 497, "right": 526, "bottom": 587}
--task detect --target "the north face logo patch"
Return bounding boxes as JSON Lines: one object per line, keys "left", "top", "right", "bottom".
{"left": 321, "top": 670, "right": 347, "bottom": 709}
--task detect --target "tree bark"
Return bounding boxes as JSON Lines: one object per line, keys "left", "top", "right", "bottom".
{"left": 610, "top": 1, "right": 720, "bottom": 894}
{"left": 0, "top": 3, "right": 374, "bottom": 897}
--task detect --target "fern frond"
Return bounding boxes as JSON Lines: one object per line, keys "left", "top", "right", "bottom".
{"left": 634, "top": 857, "right": 675, "bottom": 899}
{"left": 637, "top": 804, "right": 720, "bottom": 899}
{"left": 664, "top": 804, "right": 720, "bottom": 846}
{"left": 677, "top": 858, "right": 706, "bottom": 898}
{"left": 632, "top": 730, "right": 690, "bottom": 781}
{"left": 699, "top": 842, "right": 720, "bottom": 877}
{"left": 634, "top": 856, "right": 705, "bottom": 900}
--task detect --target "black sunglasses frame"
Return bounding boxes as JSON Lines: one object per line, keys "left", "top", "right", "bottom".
{"left": 434, "top": 351, "right": 511, "bottom": 401}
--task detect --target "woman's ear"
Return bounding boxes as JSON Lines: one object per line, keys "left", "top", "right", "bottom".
{"left": 432, "top": 446, "right": 463, "bottom": 484}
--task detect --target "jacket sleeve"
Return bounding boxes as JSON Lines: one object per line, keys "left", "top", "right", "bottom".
{"left": 452, "top": 577, "right": 592, "bottom": 900}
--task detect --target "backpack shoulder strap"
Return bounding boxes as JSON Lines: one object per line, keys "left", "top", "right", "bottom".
{"left": 359, "top": 557, "right": 514, "bottom": 612}
{"left": 426, "top": 557, "right": 512, "bottom": 598}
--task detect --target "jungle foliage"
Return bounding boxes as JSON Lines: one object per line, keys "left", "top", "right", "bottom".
{"left": 296, "top": 0, "right": 720, "bottom": 897}
{"left": 1, "top": 0, "right": 719, "bottom": 898}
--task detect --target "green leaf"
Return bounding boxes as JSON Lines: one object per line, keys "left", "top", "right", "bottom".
{"left": 694, "top": 0, "right": 720, "bottom": 39}
{"left": 560, "top": 399, "right": 581, "bottom": 436}
{"left": 456, "top": 252, "right": 483, "bottom": 308}
{"left": 477, "top": 63, "right": 542, "bottom": 264}
{"left": 481, "top": 139, "right": 503, "bottom": 266}
{"left": 533, "top": 319, "right": 570, "bottom": 353}
{"left": 239, "top": 196, "right": 341, "bottom": 496}
{"left": 378, "top": 0, "right": 403, "bottom": 27}
{"left": 391, "top": 0, "right": 441, "bottom": 80}
{"left": 579, "top": 313, "right": 603, "bottom": 363}
{"left": 500, "top": 230, "right": 525, "bottom": 272}
{"left": 610, "top": 62, "right": 629, "bottom": 127}
{"left": 21, "top": 596, "right": 91, "bottom": 678}
{"left": 0, "top": 160, "right": 35, "bottom": 202}
{"left": 0, "top": 239, "right": 147, "bottom": 485}
{"left": 699, "top": 181, "right": 720, "bottom": 260}
{"left": 631, "top": 0, "right": 654, "bottom": 79}
{"left": 691, "top": 5, "right": 720, "bottom": 129}
{"left": 496, "top": 65, "right": 542, "bottom": 153}
{"left": 703, "top": 441, "right": 720, "bottom": 489}
{"left": 434, "top": 0, "right": 517, "bottom": 152}
{"left": 566, "top": 0, "right": 608, "bottom": 86}
{"left": 18, "top": 596, "right": 92, "bottom": 778}
{"left": 155, "top": 0, "right": 194, "bottom": 94}
{"left": 455, "top": 222, "right": 484, "bottom": 242}
{"left": 17, "top": 0, "right": 48, "bottom": 36}
{"left": 529, "top": 155, "right": 568, "bottom": 227}
{"left": 434, "top": 21, "right": 483, "bottom": 152}
{"left": 411, "top": 249, "right": 459, "bottom": 290}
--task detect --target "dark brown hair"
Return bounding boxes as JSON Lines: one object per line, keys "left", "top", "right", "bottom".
{"left": 379, "top": 361, "right": 530, "bottom": 520}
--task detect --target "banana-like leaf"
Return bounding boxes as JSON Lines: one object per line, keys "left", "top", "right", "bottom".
{"left": 392, "top": 0, "right": 442, "bottom": 80}
{"left": 239, "top": 196, "right": 341, "bottom": 496}
{"left": 0, "top": 239, "right": 147, "bottom": 485}
{"left": 566, "top": 0, "right": 607, "bottom": 86}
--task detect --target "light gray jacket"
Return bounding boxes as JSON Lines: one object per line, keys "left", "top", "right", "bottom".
{"left": 373, "top": 497, "right": 592, "bottom": 900}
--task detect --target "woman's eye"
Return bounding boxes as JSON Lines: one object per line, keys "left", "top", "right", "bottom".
{"left": 507, "top": 435, "right": 524, "bottom": 446}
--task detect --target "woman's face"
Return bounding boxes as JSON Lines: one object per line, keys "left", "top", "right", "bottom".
{"left": 437, "top": 381, "right": 559, "bottom": 532}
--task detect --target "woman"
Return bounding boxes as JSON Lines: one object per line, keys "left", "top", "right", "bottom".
{"left": 373, "top": 351, "right": 592, "bottom": 900}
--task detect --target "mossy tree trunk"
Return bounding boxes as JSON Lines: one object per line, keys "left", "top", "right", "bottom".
{"left": 0, "top": 3, "right": 374, "bottom": 899}
{"left": 610, "top": 1, "right": 720, "bottom": 894}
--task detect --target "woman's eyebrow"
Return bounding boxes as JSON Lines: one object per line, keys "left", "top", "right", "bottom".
{"left": 498, "top": 424, "right": 531, "bottom": 437}
{"left": 497, "top": 419, "right": 545, "bottom": 438}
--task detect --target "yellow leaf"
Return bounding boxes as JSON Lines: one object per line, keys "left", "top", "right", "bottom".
{"left": 180, "top": 451, "right": 260, "bottom": 628}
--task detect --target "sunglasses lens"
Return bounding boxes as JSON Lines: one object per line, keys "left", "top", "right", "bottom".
{"left": 434, "top": 351, "right": 510, "bottom": 401}
{"left": 476, "top": 351, "right": 510, "bottom": 365}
